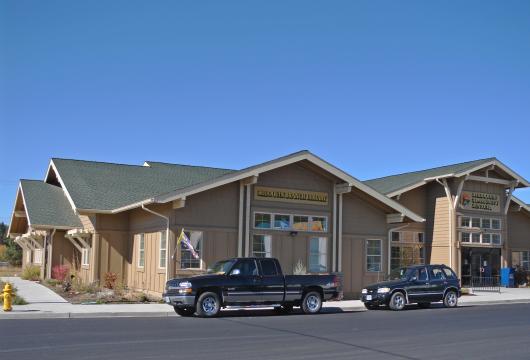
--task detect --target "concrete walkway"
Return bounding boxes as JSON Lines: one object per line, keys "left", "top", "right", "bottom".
{"left": 3, "top": 276, "right": 530, "bottom": 319}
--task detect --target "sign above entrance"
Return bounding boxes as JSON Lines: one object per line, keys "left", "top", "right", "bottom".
{"left": 460, "top": 191, "right": 500, "bottom": 213}
{"left": 254, "top": 186, "right": 328, "bottom": 206}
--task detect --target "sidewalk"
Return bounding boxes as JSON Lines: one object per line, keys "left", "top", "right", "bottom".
{"left": 2, "top": 276, "right": 530, "bottom": 319}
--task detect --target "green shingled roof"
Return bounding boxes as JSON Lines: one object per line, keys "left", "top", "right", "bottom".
{"left": 20, "top": 180, "right": 82, "bottom": 228}
{"left": 52, "top": 158, "right": 236, "bottom": 211}
{"left": 364, "top": 158, "right": 497, "bottom": 195}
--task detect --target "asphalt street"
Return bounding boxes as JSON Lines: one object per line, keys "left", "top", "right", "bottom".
{"left": 2, "top": 303, "right": 530, "bottom": 360}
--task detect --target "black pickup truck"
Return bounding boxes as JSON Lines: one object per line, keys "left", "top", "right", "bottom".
{"left": 163, "top": 257, "right": 342, "bottom": 317}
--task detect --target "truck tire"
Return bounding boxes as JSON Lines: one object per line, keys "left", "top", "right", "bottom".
{"left": 274, "top": 304, "right": 293, "bottom": 314}
{"left": 301, "top": 291, "right": 322, "bottom": 314}
{"left": 196, "top": 292, "right": 221, "bottom": 317}
{"left": 443, "top": 290, "right": 458, "bottom": 308}
{"left": 174, "top": 306, "right": 195, "bottom": 317}
{"left": 388, "top": 292, "right": 406, "bottom": 311}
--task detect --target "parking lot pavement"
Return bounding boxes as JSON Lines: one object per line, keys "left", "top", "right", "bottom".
{"left": 2, "top": 303, "right": 530, "bottom": 360}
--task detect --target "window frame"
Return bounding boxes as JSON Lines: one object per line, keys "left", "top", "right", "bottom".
{"left": 254, "top": 212, "right": 273, "bottom": 229}
{"left": 308, "top": 237, "right": 328, "bottom": 273}
{"left": 273, "top": 214, "right": 291, "bottom": 230}
{"left": 180, "top": 230, "right": 203, "bottom": 270}
{"left": 366, "top": 239, "right": 383, "bottom": 273}
{"left": 252, "top": 234, "right": 272, "bottom": 258}
{"left": 81, "top": 248, "right": 90, "bottom": 266}
{"left": 137, "top": 234, "right": 145, "bottom": 268}
{"left": 159, "top": 230, "right": 167, "bottom": 269}
{"left": 253, "top": 212, "right": 328, "bottom": 233}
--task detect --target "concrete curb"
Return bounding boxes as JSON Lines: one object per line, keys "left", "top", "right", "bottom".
{"left": 2, "top": 299, "right": 530, "bottom": 319}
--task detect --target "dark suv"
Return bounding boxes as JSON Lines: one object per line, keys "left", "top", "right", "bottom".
{"left": 361, "top": 265, "right": 461, "bottom": 311}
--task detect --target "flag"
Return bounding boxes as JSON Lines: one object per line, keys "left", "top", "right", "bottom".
{"left": 177, "top": 229, "right": 200, "bottom": 259}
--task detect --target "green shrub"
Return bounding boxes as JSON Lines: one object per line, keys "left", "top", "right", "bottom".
{"left": 21, "top": 265, "right": 41, "bottom": 281}
{"left": 0, "top": 280, "right": 27, "bottom": 305}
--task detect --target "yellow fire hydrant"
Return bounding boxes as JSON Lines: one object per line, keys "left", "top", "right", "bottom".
{"left": 3, "top": 282, "right": 13, "bottom": 312}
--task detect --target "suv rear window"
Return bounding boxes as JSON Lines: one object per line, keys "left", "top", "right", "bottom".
{"left": 442, "top": 267, "right": 457, "bottom": 279}
{"left": 260, "top": 259, "right": 278, "bottom": 276}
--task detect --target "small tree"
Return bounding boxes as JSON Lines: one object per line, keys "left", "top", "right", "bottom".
{"left": 0, "top": 223, "right": 22, "bottom": 267}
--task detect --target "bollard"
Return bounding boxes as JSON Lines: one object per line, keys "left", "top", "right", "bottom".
{"left": 3, "top": 282, "right": 13, "bottom": 312}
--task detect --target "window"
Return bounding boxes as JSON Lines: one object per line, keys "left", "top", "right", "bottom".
{"left": 391, "top": 232, "right": 401, "bottom": 242}
{"left": 471, "top": 233, "right": 480, "bottom": 243}
{"left": 482, "top": 233, "right": 491, "bottom": 244}
{"left": 252, "top": 235, "right": 272, "bottom": 258}
{"left": 259, "top": 259, "right": 278, "bottom": 276}
{"left": 461, "top": 232, "right": 471, "bottom": 243}
{"left": 416, "top": 232, "right": 424, "bottom": 243}
{"left": 461, "top": 217, "right": 471, "bottom": 227}
{"left": 33, "top": 249, "right": 42, "bottom": 264}
{"left": 180, "top": 231, "right": 203, "bottom": 269}
{"left": 390, "top": 245, "right": 424, "bottom": 271}
{"left": 231, "top": 259, "right": 258, "bottom": 276}
{"left": 273, "top": 214, "right": 291, "bottom": 229}
{"left": 482, "top": 218, "right": 491, "bottom": 229}
{"left": 366, "top": 239, "right": 382, "bottom": 272}
{"left": 442, "top": 267, "right": 457, "bottom": 279}
{"left": 159, "top": 231, "right": 167, "bottom": 269}
{"left": 491, "top": 233, "right": 501, "bottom": 245}
{"left": 492, "top": 219, "right": 501, "bottom": 230}
{"left": 254, "top": 213, "right": 272, "bottom": 229}
{"left": 138, "top": 234, "right": 145, "bottom": 268}
{"left": 310, "top": 216, "right": 328, "bottom": 232}
{"left": 309, "top": 237, "right": 327, "bottom": 272}
{"left": 429, "top": 267, "right": 445, "bottom": 280}
{"left": 472, "top": 218, "right": 481, "bottom": 228}
{"left": 292, "top": 216, "right": 309, "bottom": 231}
{"left": 26, "top": 250, "right": 31, "bottom": 263}
{"left": 82, "top": 248, "right": 90, "bottom": 266}
{"left": 415, "top": 267, "right": 428, "bottom": 281}
{"left": 513, "top": 251, "right": 530, "bottom": 270}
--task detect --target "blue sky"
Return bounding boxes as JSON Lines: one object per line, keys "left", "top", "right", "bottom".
{"left": 1, "top": 1, "right": 529, "bottom": 224}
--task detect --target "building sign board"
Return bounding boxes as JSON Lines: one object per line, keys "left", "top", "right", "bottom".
{"left": 254, "top": 186, "right": 328, "bottom": 206}
{"left": 460, "top": 191, "right": 500, "bottom": 212}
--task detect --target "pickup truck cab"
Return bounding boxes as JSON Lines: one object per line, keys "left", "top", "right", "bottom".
{"left": 163, "top": 257, "right": 342, "bottom": 317}
{"left": 361, "top": 264, "right": 461, "bottom": 311}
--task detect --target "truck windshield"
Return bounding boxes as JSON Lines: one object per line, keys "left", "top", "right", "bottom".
{"left": 207, "top": 260, "right": 237, "bottom": 275}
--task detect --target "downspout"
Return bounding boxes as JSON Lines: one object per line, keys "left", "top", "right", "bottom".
{"left": 141, "top": 204, "right": 170, "bottom": 283}
{"left": 436, "top": 178, "right": 453, "bottom": 269}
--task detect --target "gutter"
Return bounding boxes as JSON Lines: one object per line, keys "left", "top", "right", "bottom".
{"left": 140, "top": 204, "right": 170, "bottom": 284}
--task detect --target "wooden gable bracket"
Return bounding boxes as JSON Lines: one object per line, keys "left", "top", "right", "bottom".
{"left": 66, "top": 229, "right": 92, "bottom": 252}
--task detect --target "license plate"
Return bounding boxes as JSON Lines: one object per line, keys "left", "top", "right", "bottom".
{"left": 164, "top": 297, "right": 170, "bottom": 303}
{"left": 366, "top": 295, "right": 372, "bottom": 301}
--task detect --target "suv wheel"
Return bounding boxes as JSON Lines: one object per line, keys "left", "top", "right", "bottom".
{"left": 302, "top": 291, "right": 322, "bottom": 314}
{"left": 389, "top": 292, "right": 406, "bottom": 311}
{"left": 443, "top": 290, "right": 458, "bottom": 308}
{"left": 196, "top": 292, "right": 221, "bottom": 317}
{"left": 174, "top": 306, "right": 195, "bottom": 317}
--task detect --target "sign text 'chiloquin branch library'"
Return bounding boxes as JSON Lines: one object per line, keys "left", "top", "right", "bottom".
{"left": 254, "top": 186, "right": 329, "bottom": 205}
{"left": 460, "top": 191, "right": 500, "bottom": 212}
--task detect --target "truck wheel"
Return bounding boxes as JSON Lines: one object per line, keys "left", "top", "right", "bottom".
{"left": 302, "top": 291, "right": 322, "bottom": 314}
{"left": 389, "top": 292, "right": 406, "bottom": 311}
{"left": 443, "top": 290, "right": 458, "bottom": 308}
{"left": 274, "top": 304, "right": 293, "bottom": 314}
{"left": 174, "top": 306, "right": 195, "bottom": 317}
{"left": 196, "top": 292, "right": 221, "bottom": 317}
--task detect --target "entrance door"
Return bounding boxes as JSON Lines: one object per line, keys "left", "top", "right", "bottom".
{"left": 461, "top": 248, "right": 501, "bottom": 286}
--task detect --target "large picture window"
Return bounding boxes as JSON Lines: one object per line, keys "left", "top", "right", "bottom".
{"left": 253, "top": 235, "right": 272, "bottom": 258}
{"left": 138, "top": 234, "right": 145, "bottom": 268}
{"left": 159, "top": 231, "right": 167, "bottom": 269}
{"left": 180, "top": 231, "right": 202, "bottom": 269}
{"left": 366, "top": 239, "right": 382, "bottom": 272}
{"left": 309, "top": 237, "right": 327, "bottom": 273}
